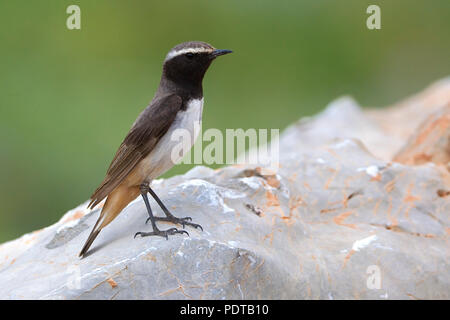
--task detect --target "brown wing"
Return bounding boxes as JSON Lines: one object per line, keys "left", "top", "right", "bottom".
{"left": 88, "top": 94, "right": 183, "bottom": 209}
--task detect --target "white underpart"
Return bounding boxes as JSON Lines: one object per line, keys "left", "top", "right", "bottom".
{"left": 139, "top": 98, "right": 204, "bottom": 180}
{"left": 165, "top": 47, "right": 213, "bottom": 61}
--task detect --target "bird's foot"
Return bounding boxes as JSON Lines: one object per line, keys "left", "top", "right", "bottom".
{"left": 147, "top": 215, "right": 203, "bottom": 231}
{"left": 134, "top": 227, "right": 189, "bottom": 240}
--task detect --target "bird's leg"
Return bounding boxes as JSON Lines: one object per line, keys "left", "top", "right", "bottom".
{"left": 147, "top": 186, "right": 203, "bottom": 231}
{"left": 134, "top": 183, "right": 189, "bottom": 239}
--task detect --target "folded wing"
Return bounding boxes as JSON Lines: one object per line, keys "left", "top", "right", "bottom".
{"left": 88, "top": 94, "right": 183, "bottom": 209}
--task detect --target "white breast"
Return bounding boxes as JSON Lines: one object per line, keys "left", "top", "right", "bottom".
{"left": 138, "top": 98, "right": 204, "bottom": 181}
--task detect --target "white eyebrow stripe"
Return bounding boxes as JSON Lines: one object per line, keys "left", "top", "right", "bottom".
{"left": 165, "top": 47, "right": 213, "bottom": 61}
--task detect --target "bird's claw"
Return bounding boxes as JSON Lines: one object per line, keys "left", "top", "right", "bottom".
{"left": 148, "top": 216, "right": 203, "bottom": 231}
{"left": 134, "top": 227, "right": 189, "bottom": 240}
{"left": 177, "top": 217, "right": 202, "bottom": 230}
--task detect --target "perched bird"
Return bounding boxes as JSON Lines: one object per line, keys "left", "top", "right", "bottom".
{"left": 79, "top": 41, "right": 232, "bottom": 258}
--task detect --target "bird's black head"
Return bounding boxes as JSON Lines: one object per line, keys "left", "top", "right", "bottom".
{"left": 162, "top": 41, "right": 232, "bottom": 89}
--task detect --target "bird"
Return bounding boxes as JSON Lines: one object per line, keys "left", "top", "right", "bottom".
{"left": 79, "top": 41, "right": 232, "bottom": 258}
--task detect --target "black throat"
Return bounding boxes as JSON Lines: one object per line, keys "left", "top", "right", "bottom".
{"left": 156, "top": 74, "right": 203, "bottom": 108}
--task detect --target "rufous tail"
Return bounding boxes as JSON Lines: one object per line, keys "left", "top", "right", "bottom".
{"left": 79, "top": 185, "right": 140, "bottom": 258}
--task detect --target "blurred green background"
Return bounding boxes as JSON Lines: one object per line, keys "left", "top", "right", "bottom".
{"left": 0, "top": 0, "right": 449, "bottom": 243}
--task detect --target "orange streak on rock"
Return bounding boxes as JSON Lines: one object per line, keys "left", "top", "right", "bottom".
{"left": 263, "top": 230, "right": 275, "bottom": 245}
{"left": 62, "top": 210, "right": 85, "bottom": 224}
{"left": 404, "top": 195, "right": 420, "bottom": 202}
{"left": 404, "top": 184, "right": 420, "bottom": 203}
{"left": 263, "top": 217, "right": 281, "bottom": 245}
{"left": 406, "top": 293, "right": 421, "bottom": 300}
{"left": 324, "top": 168, "right": 337, "bottom": 190}
{"left": 384, "top": 180, "right": 396, "bottom": 193}
{"left": 266, "top": 176, "right": 280, "bottom": 188}
{"left": 280, "top": 216, "right": 294, "bottom": 227}
{"left": 342, "top": 249, "right": 356, "bottom": 269}
{"left": 303, "top": 182, "right": 312, "bottom": 191}
{"left": 265, "top": 190, "right": 280, "bottom": 207}
{"left": 106, "top": 278, "right": 117, "bottom": 288}
{"left": 326, "top": 148, "right": 340, "bottom": 159}
{"left": 370, "top": 173, "right": 382, "bottom": 182}
{"left": 373, "top": 199, "right": 382, "bottom": 216}
{"left": 279, "top": 196, "right": 303, "bottom": 226}
{"left": 414, "top": 114, "right": 449, "bottom": 145}
{"left": 24, "top": 235, "right": 37, "bottom": 245}
{"left": 145, "top": 253, "right": 156, "bottom": 262}
{"left": 403, "top": 184, "right": 420, "bottom": 219}
{"left": 333, "top": 211, "right": 357, "bottom": 229}
{"left": 385, "top": 197, "right": 398, "bottom": 227}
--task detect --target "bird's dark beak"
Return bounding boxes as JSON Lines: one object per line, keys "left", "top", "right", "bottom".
{"left": 210, "top": 49, "right": 233, "bottom": 59}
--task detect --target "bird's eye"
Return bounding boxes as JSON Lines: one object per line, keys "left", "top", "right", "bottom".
{"left": 185, "top": 53, "right": 194, "bottom": 59}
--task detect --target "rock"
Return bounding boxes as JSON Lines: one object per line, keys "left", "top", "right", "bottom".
{"left": 365, "top": 77, "right": 450, "bottom": 160}
{"left": 0, "top": 79, "right": 449, "bottom": 300}
{"left": 393, "top": 104, "right": 450, "bottom": 168}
